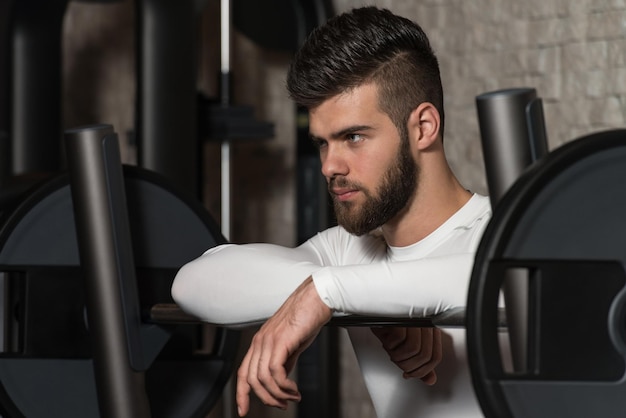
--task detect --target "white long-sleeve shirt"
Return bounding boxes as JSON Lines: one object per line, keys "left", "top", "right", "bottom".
{"left": 172, "top": 193, "right": 492, "bottom": 417}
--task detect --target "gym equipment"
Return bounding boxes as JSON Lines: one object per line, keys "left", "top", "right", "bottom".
{"left": 467, "top": 128, "right": 626, "bottom": 418}
{"left": 476, "top": 88, "right": 548, "bottom": 205}
{"left": 0, "top": 125, "right": 238, "bottom": 417}
{"left": 2, "top": 0, "right": 69, "bottom": 179}
{"left": 1, "top": 0, "right": 123, "bottom": 183}
{"left": 476, "top": 88, "right": 549, "bottom": 372}
{"left": 135, "top": 0, "right": 207, "bottom": 198}
{"left": 1, "top": 0, "right": 274, "bottom": 198}
{"left": 0, "top": 2, "right": 324, "bottom": 415}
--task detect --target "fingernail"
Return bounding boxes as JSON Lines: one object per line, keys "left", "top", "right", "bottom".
{"left": 237, "top": 406, "right": 242, "bottom": 417}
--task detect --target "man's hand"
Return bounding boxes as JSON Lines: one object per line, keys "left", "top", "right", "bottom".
{"left": 371, "top": 326, "right": 443, "bottom": 385}
{"left": 236, "top": 276, "right": 332, "bottom": 417}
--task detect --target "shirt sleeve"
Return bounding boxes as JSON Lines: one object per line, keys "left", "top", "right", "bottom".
{"left": 311, "top": 252, "right": 475, "bottom": 318}
{"left": 171, "top": 242, "right": 326, "bottom": 327}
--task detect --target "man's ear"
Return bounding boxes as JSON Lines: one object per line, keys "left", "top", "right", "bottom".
{"left": 407, "top": 102, "right": 441, "bottom": 150}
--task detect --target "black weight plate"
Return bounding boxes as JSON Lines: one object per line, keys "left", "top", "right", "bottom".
{"left": 0, "top": 166, "right": 238, "bottom": 418}
{"left": 467, "top": 130, "right": 626, "bottom": 418}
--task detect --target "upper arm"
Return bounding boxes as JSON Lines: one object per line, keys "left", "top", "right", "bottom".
{"left": 171, "top": 242, "right": 326, "bottom": 326}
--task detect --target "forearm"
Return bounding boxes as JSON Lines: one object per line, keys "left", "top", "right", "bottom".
{"left": 312, "top": 253, "right": 475, "bottom": 318}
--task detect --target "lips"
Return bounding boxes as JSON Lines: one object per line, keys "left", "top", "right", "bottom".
{"left": 331, "top": 188, "right": 359, "bottom": 201}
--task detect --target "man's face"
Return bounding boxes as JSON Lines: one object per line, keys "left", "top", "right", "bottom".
{"left": 309, "top": 83, "right": 418, "bottom": 235}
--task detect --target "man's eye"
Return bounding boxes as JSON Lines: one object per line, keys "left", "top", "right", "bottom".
{"left": 347, "top": 134, "right": 363, "bottom": 143}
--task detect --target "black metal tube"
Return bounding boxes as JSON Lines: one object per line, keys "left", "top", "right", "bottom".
{"left": 476, "top": 88, "right": 548, "bottom": 205}
{"left": 65, "top": 124, "right": 150, "bottom": 418}
{"left": 475, "top": 88, "right": 549, "bottom": 373}
{"left": 0, "top": 1, "right": 13, "bottom": 186}
{"left": 11, "top": 0, "right": 68, "bottom": 175}
{"left": 135, "top": 0, "right": 201, "bottom": 198}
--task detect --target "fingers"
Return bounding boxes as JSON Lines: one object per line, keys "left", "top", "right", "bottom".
{"left": 371, "top": 326, "right": 407, "bottom": 351}
{"left": 400, "top": 328, "right": 443, "bottom": 383}
{"left": 236, "top": 333, "right": 301, "bottom": 416}
{"left": 235, "top": 277, "right": 331, "bottom": 415}
{"left": 419, "top": 370, "right": 438, "bottom": 385}
{"left": 372, "top": 327, "right": 443, "bottom": 384}
{"left": 236, "top": 351, "right": 252, "bottom": 417}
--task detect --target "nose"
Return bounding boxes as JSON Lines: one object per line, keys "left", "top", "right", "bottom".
{"left": 320, "top": 143, "right": 349, "bottom": 180}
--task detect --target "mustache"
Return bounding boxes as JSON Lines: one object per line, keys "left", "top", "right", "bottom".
{"left": 328, "top": 176, "right": 362, "bottom": 192}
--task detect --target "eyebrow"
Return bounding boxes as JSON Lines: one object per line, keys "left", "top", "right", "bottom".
{"left": 310, "top": 124, "right": 374, "bottom": 142}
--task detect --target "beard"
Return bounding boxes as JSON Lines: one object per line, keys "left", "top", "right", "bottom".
{"left": 330, "top": 135, "right": 418, "bottom": 236}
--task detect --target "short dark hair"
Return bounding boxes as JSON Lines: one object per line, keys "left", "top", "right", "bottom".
{"left": 287, "top": 7, "right": 445, "bottom": 138}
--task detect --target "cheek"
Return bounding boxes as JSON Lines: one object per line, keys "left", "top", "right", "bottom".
{"left": 357, "top": 151, "right": 395, "bottom": 187}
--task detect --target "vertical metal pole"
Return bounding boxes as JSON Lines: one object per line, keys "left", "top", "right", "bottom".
{"left": 476, "top": 88, "right": 549, "bottom": 372}
{"left": 136, "top": 0, "right": 199, "bottom": 198}
{"left": 218, "top": 3, "right": 235, "bottom": 416}
{"left": 476, "top": 88, "right": 548, "bottom": 205}
{"left": 0, "top": 1, "right": 12, "bottom": 186}
{"left": 11, "top": 0, "right": 68, "bottom": 175}
{"left": 220, "top": 0, "right": 232, "bottom": 241}
{"left": 65, "top": 124, "right": 151, "bottom": 418}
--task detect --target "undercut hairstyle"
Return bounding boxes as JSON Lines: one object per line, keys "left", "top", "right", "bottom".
{"left": 287, "top": 6, "right": 445, "bottom": 138}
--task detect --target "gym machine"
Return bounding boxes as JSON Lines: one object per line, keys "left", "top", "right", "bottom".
{"left": 0, "top": 2, "right": 243, "bottom": 415}
{"left": 1, "top": 1, "right": 333, "bottom": 416}
{"left": 0, "top": 124, "right": 238, "bottom": 417}
{"left": 468, "top": 91, "right": 626, "bottom": 417}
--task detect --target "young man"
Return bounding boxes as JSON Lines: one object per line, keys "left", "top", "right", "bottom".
{"left": 173, "top": 7, "right": 491, "bottom": 417}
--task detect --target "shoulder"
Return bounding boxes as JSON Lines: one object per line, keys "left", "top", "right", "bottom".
{"left": 451, "top": 193, "right": 492, "bottom": 251}
{"left": 468, "top": 193, "right": 492, "bottom": 216}
{"left": 456, "top": 193, "right": 492, "bottom": 229}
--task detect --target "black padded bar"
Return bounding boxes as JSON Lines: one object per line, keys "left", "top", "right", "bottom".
{"left": 65, "top": 124, "right": 151, "bottom": 418}
{"left": 331, "top": 307, "right": 507, "bottom": 328}
{"left": 149, "top": 303, "right": 507, "bottom": 329}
